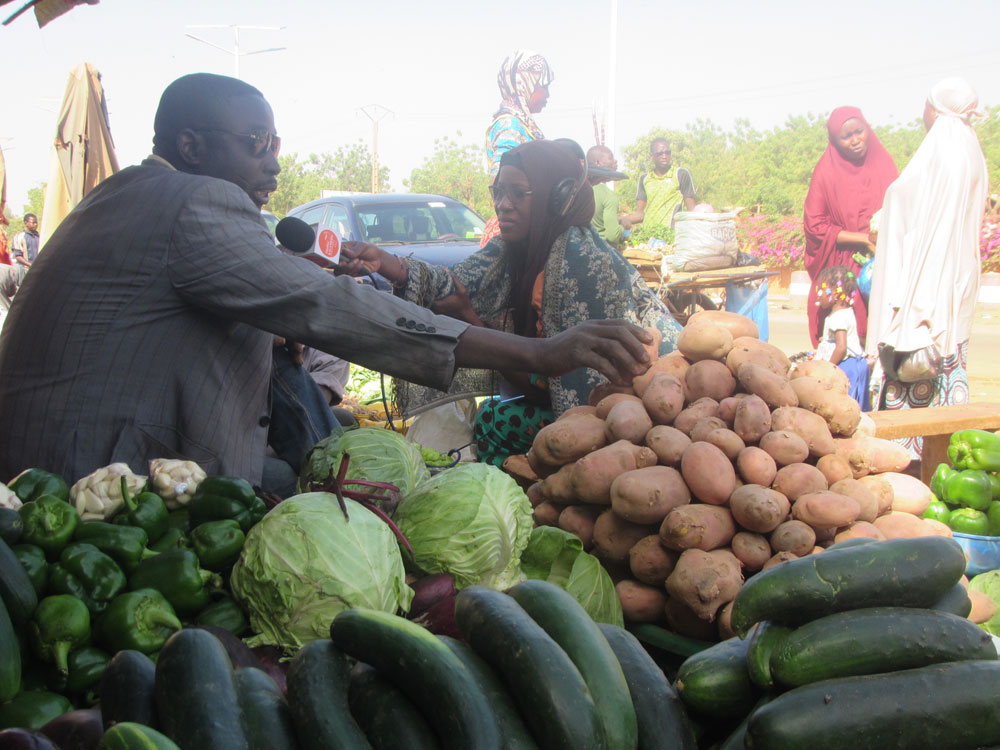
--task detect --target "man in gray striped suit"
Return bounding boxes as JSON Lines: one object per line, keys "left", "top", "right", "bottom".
{"left": 0, "top": 73, "right": 651, "bottom": 488}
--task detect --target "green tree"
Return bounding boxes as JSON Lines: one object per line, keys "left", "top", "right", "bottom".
{"left": 404, "top": 134, "right": 493, "bottom": 218}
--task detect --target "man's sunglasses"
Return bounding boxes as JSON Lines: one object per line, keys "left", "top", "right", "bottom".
{"left": 195, "top": 128, "right": 281, "bottom": 158}
{"left": 489, "top": 184, "right": 533, "bottom": 204}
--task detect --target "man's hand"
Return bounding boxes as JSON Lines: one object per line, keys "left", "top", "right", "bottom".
{"left": 537, "top": 320, "right": 652, "bottom": 384}
{"left": 273, "top": 336, "right": 305, "bottom": 366}
{"left": 335, "top": 241, "right": 386, "bottom": 276}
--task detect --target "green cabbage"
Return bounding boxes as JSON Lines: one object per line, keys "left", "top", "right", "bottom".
{"left": 297, "top": 426, "right": 430, "bottom": 496}
{"left": 392, "top": 463, "right": 533, "bottom": 590}
{"left": 521, "top": 526, "right": 624, "bottom": 627}
{"left": 230, "top": 492, "right": 413, "bottom": 652}
{"left": 970, "top": 569, "right": 1000, "bottom": 637}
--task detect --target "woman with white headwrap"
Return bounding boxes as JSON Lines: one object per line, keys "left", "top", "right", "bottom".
{"left": 866, "top": 77, "right": 989, "bottom": 455}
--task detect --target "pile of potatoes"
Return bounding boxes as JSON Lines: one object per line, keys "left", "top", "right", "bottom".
{"left": 507, "top": 311, "right": 944, "bottom": 642}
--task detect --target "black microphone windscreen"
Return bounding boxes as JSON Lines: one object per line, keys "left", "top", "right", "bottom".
{"left": 275, "top": 216, "right": 316, "bottom": 254}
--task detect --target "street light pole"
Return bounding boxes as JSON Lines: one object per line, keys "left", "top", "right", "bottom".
{"left": 359, "top": 104, "right": 392, "bottom": 193}
{"left": 185, "top": 24, "right": 286, "bottom": 80}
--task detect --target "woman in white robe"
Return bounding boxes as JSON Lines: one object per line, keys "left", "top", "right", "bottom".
{"left": 866, "top": 77, "right": 989, "bottom": 456}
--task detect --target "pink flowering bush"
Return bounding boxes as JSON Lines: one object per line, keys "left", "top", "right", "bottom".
{"left": 982, "top": 219, "right": 1000, "bottom": 273}
{"left": 735, "top": 215, "right": 806, "bottom": 270}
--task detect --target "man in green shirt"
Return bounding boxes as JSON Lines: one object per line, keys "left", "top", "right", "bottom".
{"left": 586, "top": 145, "right": 630, "bottom": 250}
{"left": 626, "top": 138, "right": 696, "bottom": 231}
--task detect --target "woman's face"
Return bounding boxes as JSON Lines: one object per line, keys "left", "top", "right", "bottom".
{"left": 494, "top": 165, "right": 532, "bottom": 243}
{"left": 527, "top": 85, "right": 549, "bottom": 114}
{"left": 834, "top": 117, "right": 869, "bottom": 163}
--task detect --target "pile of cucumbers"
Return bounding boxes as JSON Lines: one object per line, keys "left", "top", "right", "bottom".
{"left": 674, "top": 536, "right": 1000, "bottom": 750}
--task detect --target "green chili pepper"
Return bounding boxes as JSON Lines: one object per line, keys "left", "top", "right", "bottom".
{"left": 9, "top": 468, "right": 70, "bottom": 504}
{"left": 930, "top": 463, "right": 957, "bottom": 502}
{"left": 19, "top": 495, "right": 80, "bottom": 559}
{"left": 194, "top": 594, "right": 248, "bottom": 635}
{"left": 100, "top": 588, "right": 183, "bottom": 655}
{"left": 65, "top": 646, "right": 111, "bottom": 694}
{"left": 128, "top": 548, "right": 220, "bottom": 617}
{"left": 73, "top": 520, "right": 157, "bottom": 572}
{"left": 943, "top": 469, "right": 994, "bottom": 511}
{"left": 113, "top": 476, "right": 169, "bottom": 543}
{"left": 0, "top": 689, "right": 73, "bottom": 730}
{"left": 12, "top": 543, "right": 49, "bottom": 597}
{"left": 29, "top": 595, "right": 90, "bottom": 675}
{"left": 948, "top": 429, "right": 1000, "bottom": 472}
{"left": 149, "top": 527, "right": 191, "bottom": 554}
{"left": 190, "top": 519, "right": 245, "bottom": 570}
{"left": 188, "top": 476, "right": 266, "bottom": 532}
{"left": 47, "top": 542, "right": 127, "bottom": 615}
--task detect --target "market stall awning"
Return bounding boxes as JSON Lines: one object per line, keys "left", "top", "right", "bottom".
{"left": 2, "top": 0, "right": 100, "bottom": 28}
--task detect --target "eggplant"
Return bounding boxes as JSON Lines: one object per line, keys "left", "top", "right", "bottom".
{"left": 40, "top": 708, "right": 104, "bottom": 750}
{"left": 0, "top": 728, "right": 60, "bottom": 750}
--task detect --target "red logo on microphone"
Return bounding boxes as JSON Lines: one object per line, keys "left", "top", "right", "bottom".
{"left": 317, "top": 229, "right": 340, "bottom": 258}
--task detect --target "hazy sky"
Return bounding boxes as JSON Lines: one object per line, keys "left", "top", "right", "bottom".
{"left": 2, "top": 0, "right": 998, "bottom": 212}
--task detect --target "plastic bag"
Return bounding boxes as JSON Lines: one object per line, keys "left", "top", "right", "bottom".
{"left": 878, "top": 343, "right": 943, "bottom": 383}
{"left": 405, "top": 399, "right": 479, "bottom": 462}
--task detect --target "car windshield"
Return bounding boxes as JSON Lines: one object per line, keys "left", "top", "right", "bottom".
{"left": 356, "top": 200, "right": 485, "bottom": 245}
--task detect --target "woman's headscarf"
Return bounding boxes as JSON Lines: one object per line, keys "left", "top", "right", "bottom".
{"left": 928, "top": 77, "right": 981, "bottom": 122}
{"left": 498, "top": 139, "right": 594, "bottom": 335}
{"left": 494, "top": 50, "right": 553, "bottom": 140}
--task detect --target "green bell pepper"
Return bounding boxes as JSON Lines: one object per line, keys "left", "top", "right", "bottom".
{"left": 948, "top": 429, "right": 1000, "bottom": 471}
{"left": 943, "top": 469, "right": 993, "bottom": 511}
{"left": 930, "top": 463, "right": 957, "bottom": 502}
{"left": 988, "top": 501, "right": 1000, "bottom": 537}
{"left": 47, "top": 542, "right": 127, "bottom": 615}
{"left": 194, "top": 594, "right": 248, "bottom": 635}
{"left": 29, "top": 594, "right": 90, "bottom": 674}
{"left": 190, "top": 519, "right": 245, "bottom": 570}
{"left": 129, "top": 548, "right": 220, "bottom": 617}
{"left": 100, "top": 588, "right": 183, "bottom": 655}
{"left": 101, "top": 722, "right": 182, "bottom": 749}
{"left": 188, "top": 476, "right": 266, "bottom": 532}
{"left": 19, "top": 495, "right": 80, "bottom": 559}
{"left": 114, "top": 476, "right": 169, "bottom": 543}
{"left": 64, "top": 646, "right": 111, "bottom": 694}
{"left": 0, "top": 689, "right": 73, "bottom": 730}
{"left": 12, "top": 543, "right": 49, "bottom": 597}
{"left": 149, "top": 527, "right": 191, "bottom": 554}
{"left": 167, "top": 508, "right": 191, "bottom": 534}
{"left": 922, "top": 499, "right": 952, "bottom": 524}
{"left": 949, "top": 507, "right": 991, "bottom": 535}
{"left": 73, "top": 520, "right": 157, "bottom": 572}
{"left": 990, "top": 473, "right": 1000, "bottom": 500}
{"left": 9, "top": 468, "right": 70, "bottom": 504}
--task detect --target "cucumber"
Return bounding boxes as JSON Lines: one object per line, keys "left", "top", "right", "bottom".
{"left": 438, "top": 636, "right": 537, "bottom": 750}
{"left": 674, "top": 636, "right": 757, "bottom": 719}
{"left": 745, "top": 621, "right": 793, "bottom": 689}
{"left": 770, "top": 606, "right": 998, "bottom": 687}
{"left": 0, "top": 507, "right": 22, "bottom": 545}
{"left": 155, "top": 628, "right": 249, "bottom": 750}
{"left": 597, "top": 624, "right": 697, "bottom": 750}
{"left": 98, "top": 722, "right": 181, "bottom": 749}
{"left": 233, "top": 667, "right": 299, "bottom": 750}
{"left": 0, "top": 595, "right": 21, "bottom": 702}
{"left": 0, "top": 535, "right": 38, "bottom": 627}
{"left": 931, "top": 581, "right": 973, "bottom": 617}
{"left": 746, "top": 660, "right": 1000, "bottom": 749}
{"left": 348, "top": 664, "right": 440, "bottom": 750}
{"left": 508, "top": 580, "right": 637, "bottom": 750}
{"left": 100, "top": 650, "right": 158, "bottom": 730}
{"left": 453, "top": 585, "right": 602, "bottom": 750}
{"left": 285, "top": 639, "right": 370, "bottom": 750}
{"left": 731, "top": 536, "right": 966, "bottom": 636}
{"left": 628, "top": 623, "right": 714, "bottom": 659}
{"left": 718, "top": 695, "right": 772, "bottom": 750}
{"left": 330, "top": 607, "right": 501, "bottom": 750}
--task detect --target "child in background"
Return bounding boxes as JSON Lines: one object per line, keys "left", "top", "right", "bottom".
{"left": 814, "top": 265, "right": 870, "bottom": 410}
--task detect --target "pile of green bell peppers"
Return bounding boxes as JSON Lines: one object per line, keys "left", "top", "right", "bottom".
{"left": 926, "top": 429, "right": 1000, "bottom": 536}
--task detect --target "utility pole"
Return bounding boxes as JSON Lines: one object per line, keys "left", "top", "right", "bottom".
{"left": 185, "top": 24, "right": 285, "bottom": 79}
{"left": 608, "top": 0, "right": 619, "bottom": 160}
{"left": 359, "top": 104, "right": 392, "bottom": 193}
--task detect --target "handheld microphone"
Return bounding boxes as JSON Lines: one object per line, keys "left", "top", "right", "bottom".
{"left": 276, "top": 216, "right": 342, "bottom": 267}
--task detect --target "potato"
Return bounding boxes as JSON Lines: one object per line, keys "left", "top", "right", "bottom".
{"left": 687, "top": 310, "right": 760, "bottom": 340}
{"left": 685, "top": 359, "right": 737, "bottom": 402}
{"left": 611, "top": 465, "right": 691, "bottom": 525}
{"left": 853, "top": 411, "right": 877, "bottom": 437}
{"left": 689, "top": 417, "right": 729, "bottom": 443}
{"left": 673, "top": 397, "right": 721, "bottom": 435}
{"left": 880, "top": 472, "right": 933, "bottom": 516}
{"left": 706, "top": 428, "right": 746, "bottom": 461}
{"left": 857, "top": 475, "right": 895, "bottom": 516}
{"left": 769, "top": 520, "right": 817, "bottom": 557}
{"left": 664, "top": 597, "right": 718, "bottom": 640}
{"left": 665, "top": 548, "right": 744, "bottom": 621}
{"left": 771, "top": 463, "right": 828, "bottom": 501}
{"left": 533, "top": 501, "right": 564, "bottom": 527}
{"left": 758, "top": 430, "right": 810, "bottom": 466}
{"left": 605, "top": 398, "right": 654, "bottom": 445}
{"left": 830, "top": 478, "right": 880, "bottom": 523}
{"left": 628, "top": 535, "right": 678, "bottom": 585}
{"left": 873, "top": 510, "right": 931, "bottom": 539}
{"left": 816, "top": 454, "right": 854, "bottom": 486}
{"left": 789, "top": 376, "right": 861, "bottom": 436}
{"left": 593, "top": 510, "right": 659, "bottom": 564}
{"left": 677, "top": 321, "right": 734, "bottom": 362}
{"left": 660, "top": 504, "right": 737, "bottom": 551}
{"left": 616, "top": 579, "right": 668, "bottom": 623}
{"left": 681, "top": 441, "right": 737, "bottom": 505}
{"left": 792, "top": 491, "right": 861, "bottom": 529}
{"left": 571, "top": 440, "right": 658, "bottom": 505}
{"left": 921, "top": 518, "right": 953, "bottom": 538}
{"left": 540, "top": 462, "right": 578, "bottom": 504}
{"left": 770, "top": 406, "right": 836, "bottom": 458}
{"left": 595, "top": 393, "right": 643, "bottom": 420}
{"left": 789, "top": 359, "right": 850, "bottom": 394}
{"left": 558, "top": 505, "right": 602, "bottom": 548}
{"left": 762, "top": 551, "right": 799, "bottom": 570}
{"left": 833, "top": 521, "right": 886, "bottom": 544}
{"left": 726, "top": 336, "right": 792, "bottom": 377}
{"left": 588, "top": 383, "right": 635, "bottom": 407}
{"left": 526, "top": 481, "right": 545, "bottom": 508}
{"left": 525, "top": 447, "right": 560, "bottom": 479}
{"left": 717, "top": 394, "right": 748, "bottom": 426}
{"left": 729, "top": 484, "right": 791, "bottom": 533}
{"left": 532, "top": 414, "right": 608, "bottom": 466}
{"left": 968, "top": 590, "right": 998, "bottom": 625}
{"left": 737, "top": 363, "right": 799, "bottom": 409}
{"left": 736, "top": 446, "right": 778, "bottom": 486}
{"left": 645, "top": 425, "right": 691, "bottom": 467}
{"left": 632, "top": 352, "right": 690, "bottom": 396}
{"left": 641, "top": 325, "right": 664, "bottom": 365}
{"left": 559, "top": 405, "right": 599, "bottom": 420}
{"left": 717, "top": 600, "right": 737, "bottom": 641}
{"left": 733, "top": 394, "right": 772, "bottom": 443}
{"left": 641, "top": 372, "right": 686, "bottom": 425}
{"left": 731, "top": 531, "right": 772, "bottom": 572}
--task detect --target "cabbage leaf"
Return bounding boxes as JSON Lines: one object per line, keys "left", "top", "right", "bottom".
{"left": 970, "top": 569, "right": 1000, "bottom": 637}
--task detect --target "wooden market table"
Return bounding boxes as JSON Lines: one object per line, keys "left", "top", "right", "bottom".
{"left": 867, "top": 403, "right": 1000, "bottom": 485}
